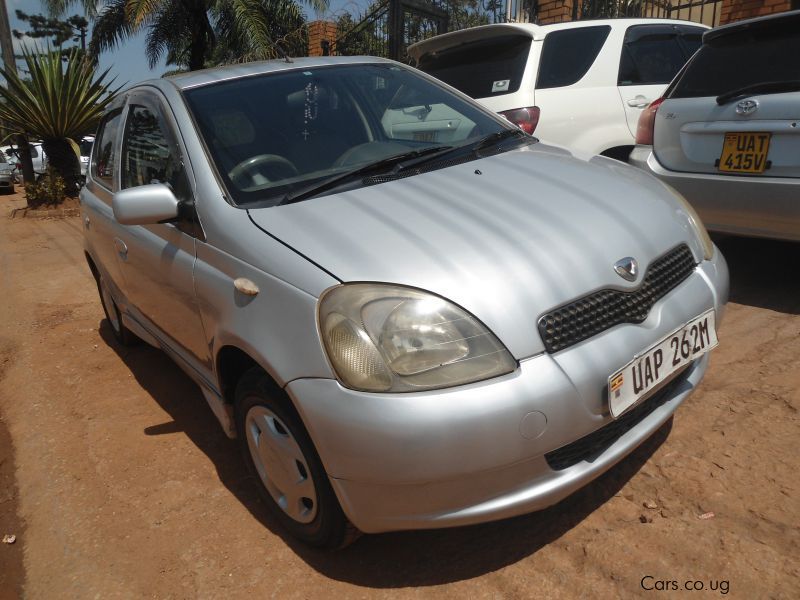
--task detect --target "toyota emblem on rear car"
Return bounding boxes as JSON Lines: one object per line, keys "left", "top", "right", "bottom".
{"left": 736, "top": 99, "right": 759, "bottom": 115}
{"left": 614, "top": 257, "right": 638, "bottom": 282}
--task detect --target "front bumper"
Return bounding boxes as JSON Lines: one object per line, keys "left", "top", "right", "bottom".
{"left": 629, "top": 145, "right": 800, "bottom": 242}
{"left": 287, "top": 254, "right": 728, "bottom": 533}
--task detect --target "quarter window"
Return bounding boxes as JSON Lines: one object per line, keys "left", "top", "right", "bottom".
{"left": 91, "top": 109, "right": 123, "bottom": 189}
{"left": 536, "top": 26, "right": 611, "bottom": 89}
{"left": 121, "top": 104, "right": 190, "bottom": 201}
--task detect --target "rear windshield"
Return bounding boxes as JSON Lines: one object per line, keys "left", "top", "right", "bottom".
{"left": 669, "top": 24, "right": 800, "bottom": 98}
{"left": 416, "top": 35, "right": 531, "bottom": 98}
{"left": 537, "top": 26, "right": 611, "bottom": 89}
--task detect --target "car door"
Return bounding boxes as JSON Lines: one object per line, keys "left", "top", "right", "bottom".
{"left": 617, "top": 24, "right": 705, "bottom": 139}
{"left": 112, "top": 90, "right": 211, "bottom": 371}
{"left": 82, "top": 106, "right": 128, "bottom": 298}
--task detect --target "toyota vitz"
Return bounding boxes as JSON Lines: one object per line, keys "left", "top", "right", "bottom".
{"left": 81, "top": 57, "right": 728, "bottom": 548}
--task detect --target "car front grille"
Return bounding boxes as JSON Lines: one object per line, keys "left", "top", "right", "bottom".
{"left": 538, "top": 244, "right": 696, "bottom": 353}
{"left": 544, "top": 373, "right": 684, "bottom": 471}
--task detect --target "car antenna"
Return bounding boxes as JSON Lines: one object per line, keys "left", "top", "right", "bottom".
{"left": 267, "top": 35, "right": 293, "bottom": 64}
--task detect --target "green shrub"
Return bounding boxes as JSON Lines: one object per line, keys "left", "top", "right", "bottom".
{"left": 24, "top": 169, "right": 66, "bottom": 207}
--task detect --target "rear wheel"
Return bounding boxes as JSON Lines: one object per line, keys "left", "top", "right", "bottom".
{"left": 96, "top": 273, "right": 137, "bottom": 346}
{"left": 235, "top": 368, "right": 356, "bottom": 548}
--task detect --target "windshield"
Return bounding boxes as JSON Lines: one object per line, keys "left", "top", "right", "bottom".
{"left": 80, "top": 139, "right": 94, "bottom": 157}
{"left": 183, "top": 63, "right": 513, "bottom": 206}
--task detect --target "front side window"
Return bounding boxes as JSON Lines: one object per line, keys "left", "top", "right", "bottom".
{"left": 536, "top": 26, "right": 611, "bottom": 89}
{"left": 618, "top": 25, "right": 704, "bottom": 86}
{"left": 121, "top": 104, "right": 190, "bottom": 201}
{"left": 91, "top": 109, "right": 123, "bottom": 189}
{"left": 184, "top": 63, "right": 514, "bottom": 207}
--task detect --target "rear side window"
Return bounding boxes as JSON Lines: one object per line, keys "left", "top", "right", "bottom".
{"left": 416, "top": 35, "right": 531, "bottom": 98}
{"left": 91, "top": 109, "right": 123, "bottom": 189}
{"left": 669, "top": 23, "right": 800, "bottom": 98}
{"left": 618, "top": 25, "right": 704, "bottom": 86}
{"left": 536, "top": 26, "right": 611, "bottom": 89}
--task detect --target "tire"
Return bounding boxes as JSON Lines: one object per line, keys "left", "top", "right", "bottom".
{"left": 235, "top": 368, "right": 357, "bottom": 549}
{"left": 95, "top": 273, "right": 137, "bottom": 346}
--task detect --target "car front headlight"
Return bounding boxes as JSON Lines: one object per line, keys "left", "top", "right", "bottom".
{"left": 319, "top": 284, "right": 517, "bottom": 392}
{"left": 664, "top": 185, "right": 714, "bottom": 260}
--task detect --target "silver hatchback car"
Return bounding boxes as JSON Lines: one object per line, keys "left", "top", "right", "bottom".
{"left": 81, "top": 56, "right": 728, "bottom": 548}
{"left": 629, "top": 10, "right": 800, "bottom": 241}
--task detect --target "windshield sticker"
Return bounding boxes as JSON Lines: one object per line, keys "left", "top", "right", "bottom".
{"left": 492, "top": 80, "right": 510, "bottom": 93}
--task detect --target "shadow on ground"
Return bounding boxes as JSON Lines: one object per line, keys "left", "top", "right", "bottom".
{"left": 714, "top": 234, "right": 800, "bottom": 314}
{"left": 100, "top": 322, "right": 671, "bottom": 587}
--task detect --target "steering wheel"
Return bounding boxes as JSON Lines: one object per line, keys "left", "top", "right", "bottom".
{"left": 228, "top": 154, "right": 299, "bottom": 187}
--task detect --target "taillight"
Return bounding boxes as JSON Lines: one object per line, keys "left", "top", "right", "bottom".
{"left": 499, "top": 106, "right": 540, "bottom": 135}
{"left": 635, "top": 97, "right": 664, "bottom": 145}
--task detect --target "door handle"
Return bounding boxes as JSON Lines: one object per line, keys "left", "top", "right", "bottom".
{"left": 627, "top": 96, "right": 651, "bottom": 108}
{"left": 114, "top": 238, "right": 128, "bottom": 259}
{"left": 84, "top": 215, "right": 91, "bottom": 229}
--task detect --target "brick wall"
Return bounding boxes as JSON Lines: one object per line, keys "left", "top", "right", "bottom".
{"left": 536, "top": 0, "right": 574, "bottom": 24}
{"left": 308, "top": 21, "right": 338, "bottom": 57}
{"left": 720, "top": 0, "right": 793, "bottom": 23}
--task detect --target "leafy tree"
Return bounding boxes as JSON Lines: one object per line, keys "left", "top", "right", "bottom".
{"left": 333, "top": 9, "right": 386, "bottom": 57}
{"left": 0, "top": 48, "right": 120, "bottom": 200}
{"left": 48, "top": 0, "right": 325, "bottom": 72}
{"left": 13, "top": 11, "right": 89, "bottom": 51}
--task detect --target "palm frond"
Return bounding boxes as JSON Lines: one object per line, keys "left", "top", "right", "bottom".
{"left": 89, "top": 0, "right": 135, "bottom": 59}
{"left": 0, "top": 46, "right": 121, "bottom": 141}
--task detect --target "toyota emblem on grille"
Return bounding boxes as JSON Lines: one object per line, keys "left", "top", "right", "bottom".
{"left": 736, "top": 99, "right": 759, "bottom": 115}
{"left": 614, "top": 257, "right": 638, "bottom": 282}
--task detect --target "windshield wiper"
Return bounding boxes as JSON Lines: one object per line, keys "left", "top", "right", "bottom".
{"left": 716, "top": 80, "right": 800, "bottom": 105}
{"left": 470, "top": 128, "right": 527, "bottom": 156}
{"left": 279, "top": 145, "right": 453, "bottom": 205}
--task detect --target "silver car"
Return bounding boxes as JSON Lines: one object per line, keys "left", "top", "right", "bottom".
{"left": 629, "top": 10, "right": 800, "bottom": 241}
{"left": 80, "top": 56, "right": 728, "bottom": 548}
{"left": 0, "top": 156, "right": 13, "bottom": 193}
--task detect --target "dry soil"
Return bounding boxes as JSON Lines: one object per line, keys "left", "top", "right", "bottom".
{"left": 0, "top": 191, "right": 797, "bottom": 599}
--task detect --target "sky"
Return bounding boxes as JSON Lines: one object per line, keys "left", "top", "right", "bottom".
{"left": 8, "top": 0, "right": 371, "bottom": 88}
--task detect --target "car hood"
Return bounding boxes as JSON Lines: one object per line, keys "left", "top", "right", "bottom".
{"left": 248, "top": 144, "right": 703, "bottom": 359}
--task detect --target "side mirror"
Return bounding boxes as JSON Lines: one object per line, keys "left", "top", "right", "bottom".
{"left": 113, "top": 183, "right": 179, "bottom": 225}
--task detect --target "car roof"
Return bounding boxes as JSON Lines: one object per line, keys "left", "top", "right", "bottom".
{"left": 703, "top": 8, "right": 800, "bottom": 43}
{"left": 408, "top": 18, "right": 707, "bottom": 60}
{"left": 157, "top": 55, "right": 396, "bottom": 91}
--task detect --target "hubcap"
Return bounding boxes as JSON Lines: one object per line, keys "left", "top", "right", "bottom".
{"left": 245, "top": 405, "right": 317, "bottom": 524}
{"left": 99, "top": 278, "right": 121, "bottom": 334}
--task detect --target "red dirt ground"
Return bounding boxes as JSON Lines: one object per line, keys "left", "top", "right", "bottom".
{"left": 0, "top": 191, "right": 797, "bottom": 598}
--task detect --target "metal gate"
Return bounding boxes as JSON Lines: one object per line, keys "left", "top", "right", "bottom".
{"left": 333, "top": 0, "right": 449, "bottom": 62}
{"left": 568, "top": 0, "right": 723, "bottom": 26}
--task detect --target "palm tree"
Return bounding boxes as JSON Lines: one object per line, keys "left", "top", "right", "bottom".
{"left": 0, "top": 47, "right": 120, "bottom": 198}
{"left": 50, "top": 0, "right": 326, "bottom": 73}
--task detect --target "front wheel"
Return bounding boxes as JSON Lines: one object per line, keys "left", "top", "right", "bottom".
{"left": 235, "top": 368, "right": 356, "bottom": 548}
{"left": 96, "top": 273, "right": 137, "bottom": 346}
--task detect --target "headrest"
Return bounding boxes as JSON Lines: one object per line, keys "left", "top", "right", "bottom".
{"left": 210, "top": 110, "right": 255, "bottom": 147}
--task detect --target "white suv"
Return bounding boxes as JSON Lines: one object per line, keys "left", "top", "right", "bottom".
{"left": 409, "top": 19, "right": 707, "bottom": 160}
